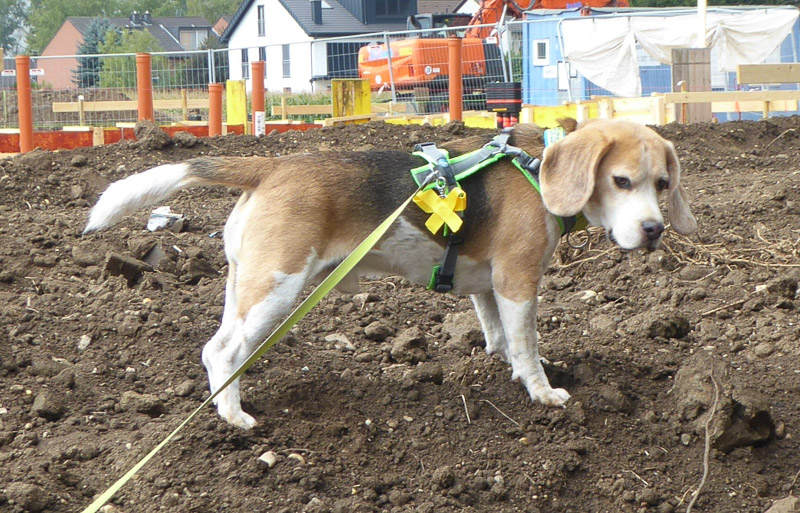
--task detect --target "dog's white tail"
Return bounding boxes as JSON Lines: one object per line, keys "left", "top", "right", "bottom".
{"left": 84, "top": 157, "right": 265, "bottom": 234}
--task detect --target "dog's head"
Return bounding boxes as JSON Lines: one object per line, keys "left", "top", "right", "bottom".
{"left": 539, "top": 119, "right": 697, "bottom": 250}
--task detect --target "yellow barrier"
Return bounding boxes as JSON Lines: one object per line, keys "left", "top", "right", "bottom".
{"left": 226, "top": 80, "right": 247, "bottom": 130}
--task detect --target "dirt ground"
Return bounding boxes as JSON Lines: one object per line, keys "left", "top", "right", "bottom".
{"left": 0, "top": 117, "right": 799, "bottom": 513}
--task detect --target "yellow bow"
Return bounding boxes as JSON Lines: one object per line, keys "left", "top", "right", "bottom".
{"left": 413, "top": 187, "right": 467, "bottom": 235}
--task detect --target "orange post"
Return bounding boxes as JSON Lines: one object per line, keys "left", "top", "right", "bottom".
{"left": 208, "top": 83, "right": 223, "bottom": 136}
{"left": 251, "top": 61, "right": 265, "bottom": 135}
{"left": 15, "top": 55, "right": 33, "bottom": 153}
{"left": 447, "top": 37, "right": 463, "bottom": 122}
{"left": 136, "top": 53, "right": 154, "bottom": 122}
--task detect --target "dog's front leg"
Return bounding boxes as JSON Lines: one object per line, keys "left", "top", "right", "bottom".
{"left": 494, "top": 290, "right": 570, "bottom": 407}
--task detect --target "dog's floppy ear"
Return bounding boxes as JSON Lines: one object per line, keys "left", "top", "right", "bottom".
{"left": 664, "top": 140, "right": 698, "bottom": 235}
{"left": 539, "top": 127, "right": 612, "bottom": 217}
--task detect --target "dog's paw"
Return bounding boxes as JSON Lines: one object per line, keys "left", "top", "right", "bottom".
{"left": 531, "top": 387, "right": 570, "bottom": 408}
{"left": 224, "top": 410, "right": 257, "bottom": 430}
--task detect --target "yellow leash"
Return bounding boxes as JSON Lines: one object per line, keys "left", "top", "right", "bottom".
{"left": 81, "top": 190, "right": 418, "bottom": 513}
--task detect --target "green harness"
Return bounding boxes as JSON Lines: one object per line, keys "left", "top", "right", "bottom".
{"left": 410, "top": 129, "right": 588, "bottom": 292}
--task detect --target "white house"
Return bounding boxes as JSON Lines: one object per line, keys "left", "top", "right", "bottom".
{"left": 220, "top": 0, "right": 426, "bottom": 92}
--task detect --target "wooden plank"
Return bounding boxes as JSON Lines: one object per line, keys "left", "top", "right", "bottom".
{"left": 664, "top": 90, "right": 800, "bottom": 103}
{"left": 710, "top": 100, "right": 799, "bottom": 113}
{"left": 321, "top": 113, "right": 375, "bottom": 127}
{"left": 737, "top": 64, "right": 800, "bottom": 84}
{"left": 53, "top": 98, "right": 208, "bottom": 113}
{"left": 271, "top": 104, "right": 333, "bottom": 116}
{"left": 92, "top": 127, "right": 104, "bottom": 146}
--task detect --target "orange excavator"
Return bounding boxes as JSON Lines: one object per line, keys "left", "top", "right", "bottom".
{"left": 357, "top": 0, "right": 628, "bottom": 109}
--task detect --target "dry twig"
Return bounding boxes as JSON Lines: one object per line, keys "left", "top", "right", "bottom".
{"left": 686, "top": 372, "right": 720, "bottom": 513}
{"left": 460, "top": 394, "right": 471, "bottom": 425}
{"left": 480, "top": 399, "right": 521, "bottom": 427}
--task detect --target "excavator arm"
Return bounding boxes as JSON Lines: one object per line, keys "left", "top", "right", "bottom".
{"left": 465, "top": 0, "right": 537, "bottom": 39}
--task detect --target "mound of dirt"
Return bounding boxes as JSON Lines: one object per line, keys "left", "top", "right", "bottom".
{"left": 1, "top": 118, "right": 799, "bottom": 512}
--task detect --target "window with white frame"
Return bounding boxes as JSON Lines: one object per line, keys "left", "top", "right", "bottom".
{"left": 533, "top": 39, "right": 549, "bottom": 66}
{"left": 241, "top": 48, "right": 250, "bottom": 78}
{"left": 257, "top": 5, "right": 266, "bottom": 36}
{"left": 282, "top": 44, "right": 290, "bottom": 78}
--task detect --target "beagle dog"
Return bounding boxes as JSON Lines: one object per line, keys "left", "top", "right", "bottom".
{"left": 85, "top": 119, "right": 697, "bottom": 429}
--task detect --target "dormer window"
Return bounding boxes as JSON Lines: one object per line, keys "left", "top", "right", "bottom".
{"left": 375, "top": 0, "right": 410, "bottom": 18}
{"left": 180, "top": 28, "right": 209, "bottom": 50}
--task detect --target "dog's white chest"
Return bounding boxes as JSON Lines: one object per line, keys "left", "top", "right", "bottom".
{"left": 358, "top": 217, "right": 493, "bottom": 294}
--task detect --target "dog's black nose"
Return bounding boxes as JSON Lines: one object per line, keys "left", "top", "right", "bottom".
{"left": 642, "top": 221, "right": 664, "bottom": 240}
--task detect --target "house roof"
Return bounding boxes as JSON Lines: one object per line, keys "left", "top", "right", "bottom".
{"left": 418, "top": 1, "right": 464, "bottom": 13}
{"left": 220, "top": 0, "right": 411, "bottom": 43}
{"left": 68, "top": 16, "right": 212, "bottom": 52}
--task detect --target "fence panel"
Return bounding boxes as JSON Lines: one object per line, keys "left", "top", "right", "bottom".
{"left": 2, "top": 15, "right": 798, "bottom": 130}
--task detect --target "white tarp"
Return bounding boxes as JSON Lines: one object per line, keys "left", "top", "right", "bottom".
{"left": 559, "top": 8, "right": 799, "bottom": 97}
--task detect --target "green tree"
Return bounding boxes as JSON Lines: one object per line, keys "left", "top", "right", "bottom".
{"left": 186, "top": 0, "right": 236, "bottom": 26}
{"left": 27, "top": 0, "right": 117, "bottom": 54}
{"left": 0, "top": 0, "right": 27, "bottom": 52}
{"left": 73, "top": 18, "right": 116, "bottom": 87}
{"left": 97, "top": 28, "right": 163, "bottom": 88}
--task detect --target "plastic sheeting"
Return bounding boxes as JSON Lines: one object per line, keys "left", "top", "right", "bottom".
{"left": 560, "top": 8, "right": 799, "bottom": 97}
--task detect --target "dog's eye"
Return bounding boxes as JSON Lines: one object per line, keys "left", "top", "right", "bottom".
{"left": 657, "top": 178, "right": 669, "bottom": 192}
{"left": 613, "top": 176, "right": 632, "bottom": 190}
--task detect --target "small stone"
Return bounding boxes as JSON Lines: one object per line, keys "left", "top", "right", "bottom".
{"left": 31, "top": 392, "right": 66, "bottom": 421}
{"left": 409, "top": 363, "right": 443, "bottom": 384}
{"left": 657, "top": 502, "right": 675, "bottom": 513}
{"left": 119, "top": 391, "right": 164, "bottom": 416}
{"left": 767, "top": 277, "right": 798, "bottom": 299}
{"left": 174, "top": 379, "right": 195, "bottom": 397}
{"left": 680, "top": 433, "right": 692, "bottom": 446}
{"left": 353, "top": 292, "right": 380, "bottom": 306}
{"left": 325, "top": 333, "right": 356, "bottom": 352}
{"left": 754, "top": 342, "right": 775, "bottom": 358}
{"left": 6, "top": 482, "right": 50, "bottom": 513}
{"left": 432, "top": 466, "right": 455, "bottom": 489}
{"left": 639, "top": 487, "right": 659, "bottom": 506}
{"left": 775, "top": 421, "right": 786, "bottom": 439}
{"left": 390, "top": 327, "right": 428, "bottom": 364}
{"left": 764, "top": 496, "right": 800, "bottom": 513}
{"left": 181, "top": 257, "right": 217, "bottom": 284}
{"left": 173, "top": 131, "right": 198, "bottom": 147}
{"left": 70, "top": 154, "right": 89, "bottom": 167}
{"left": 258, "top": 450, "right": 278, "bottom": 468}
{"left": 77, "top": 334, "right": 92, "bottom": 351}
{"left": 105, "top": 252, "right": 152, "bottom": 287}
{"left": 53, "top": 369, "right": 76, "bottom": 389}
{"left": 134, "top": 120, "right": 171, "bottom": 149}
{"left": 589, "top": 314, "right": 617, "bottom": 334}
{"left": 679, "top": 265, "right": 712, "bottom": 281}
{"left": 72, "top": 242, "right": 102, "bottom": 267}
{"left": 70, "top": 185, "right": 84, "bottom": 199}
{"left": 364, "top": 321, "right": 393, "bottom": 341}
{"left": 388, "top": 489, "right": 411, "bottom": 506}
{"left": 441, "top": 311, "right": 485, "bottom": 349}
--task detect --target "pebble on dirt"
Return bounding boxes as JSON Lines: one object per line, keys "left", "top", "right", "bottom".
{"left": 390, "top": 327, "right": 428, "bottom": 364}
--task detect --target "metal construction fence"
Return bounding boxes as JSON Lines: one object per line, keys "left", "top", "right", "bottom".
{"left": 1, "top": 16, "right": 798, "bottom": 130}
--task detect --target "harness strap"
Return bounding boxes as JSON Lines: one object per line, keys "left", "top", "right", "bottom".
{"left": 413, "top": 129, "right": 588, "bottom": 293}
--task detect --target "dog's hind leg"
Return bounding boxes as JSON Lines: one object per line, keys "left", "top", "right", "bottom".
{"left": 470, "top": 292, "right": 508, "bottom": 361}
{"left": 203, "top": 254, "right": 315, "bottom": 429}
